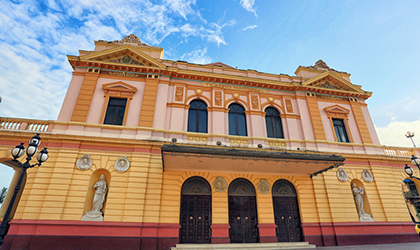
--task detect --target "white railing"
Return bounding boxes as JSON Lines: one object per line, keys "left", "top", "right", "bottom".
{"left": 0, "top": 117, "right": 50, "bottom": 132}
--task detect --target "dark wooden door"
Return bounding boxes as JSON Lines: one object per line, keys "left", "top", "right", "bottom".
{"left": 228, "top": 196, "right": 258, "bottom": 243}
{"left": 179, "top": 195, "right": 212, "bottom": 243}
{"left": 273, "top": 196, "right": 301, "bottom": 242}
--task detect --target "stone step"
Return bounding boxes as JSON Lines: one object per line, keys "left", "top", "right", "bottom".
{"left": 171, "top": 242, "right": 316, "bottom": 250}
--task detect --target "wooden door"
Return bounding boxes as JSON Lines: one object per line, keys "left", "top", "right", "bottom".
{"left": 272, "top": 180, "right": 302, "bottom": 242}
{"left": 228, "top": 178, "right": 259, "bottom": 243}
{"left": 179, "top": 177, "right": 212, "bottom": 244}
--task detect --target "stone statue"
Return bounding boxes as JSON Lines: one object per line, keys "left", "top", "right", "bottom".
{"left": 82, "top": 174, "right": 108, "bottom": 221}
{"left": 352, "top": 183, "right": 374, "bottom": 222}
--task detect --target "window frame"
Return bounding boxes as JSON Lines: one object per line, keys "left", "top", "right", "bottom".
{"left": 187, "top": 99, "right": 208, "bottom": 133}
{"left": 324, "top": 105, "right": 353, "bottom": 143}
{"left": 332, "top": 118, "right": 350, "bottom": 143}
{"left": 100, "top": 82, "right": 137, "bottom": 126}
{"left": 228, "top": 103, "right": 247, "bottom": 136}
{"left": 264, "top": 107, "right": 284, "bottom": 139}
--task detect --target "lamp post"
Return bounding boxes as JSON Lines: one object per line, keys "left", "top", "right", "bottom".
{"left": 406, "top": 131, "right": 416, "bottom": 147}
{"left": 0, "top": 134, "right": 49, "bottom": 246}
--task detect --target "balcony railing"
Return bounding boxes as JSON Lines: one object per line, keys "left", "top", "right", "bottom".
{"left": 0, "top": 117, "right": 49, "bottom": 132}
{"left": 384, "top": 147, "right": 414, "bottom": 157}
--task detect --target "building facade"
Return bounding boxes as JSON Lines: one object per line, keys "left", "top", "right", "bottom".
{"left": 1, "top": 34, "right": 420, "bottom": 249}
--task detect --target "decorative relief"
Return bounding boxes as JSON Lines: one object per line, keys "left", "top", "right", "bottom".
{"left": 109, "top": 55, "right": 143, "bottom": 65}
{"left": 213, "top": 177, "right": 228, "bottom": 192}
{"left": 76, "top": 154, "right": 93, "bottom": 171}
{"left": 285, "top": 99, "right": 293, "bottom": 113}
{"left": 175, "top": 87, "right": 184, "bottom": 102}
{"left": 251, "top": 96, "right": 259, "bottom": 109}
{"left": 214, "top": 91, "right": 223, "bottom": 106}
{"left": 257, "top": 179, "right": 270, "bottom": 195}
{"left": 187, "top": 136, "right": 208, "bottom": 142}
{"left": 202, "top": 82, "right": 268, "bottom": 93}
{"left": 229, "top": 139, "right": 249, "bottom": 144}
{"left": 268, "top": 141, "right": 286, "bottom": 147}
{"left": 336, "top": 168, "right": 348, "bottom": 182}
{"left": 317, "top": 81, "right": 340, "bottom": 90}
{"left": 114, "top": 156, "right": 130, "bottom": 172}
{"left": 362, "top": 169, "right": 373, "bottom": 183}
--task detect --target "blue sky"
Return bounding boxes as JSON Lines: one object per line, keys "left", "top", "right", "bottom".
{"left": 1, "top": 0, "right": 420, "bottom": 188}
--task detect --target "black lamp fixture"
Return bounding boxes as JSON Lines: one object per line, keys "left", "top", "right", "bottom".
{"left": 0, "top": 134, "right": 49, "bottom": 246}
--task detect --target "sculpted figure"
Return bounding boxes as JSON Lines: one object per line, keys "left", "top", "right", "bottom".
{"left": 352, "top": 183, "right": 374, "bottom": 222}
{"left": 82, "top": 174, "right": 108, "bottom": 221}
{"left": 92, "top": 174, "right": 107, "bottom": 212}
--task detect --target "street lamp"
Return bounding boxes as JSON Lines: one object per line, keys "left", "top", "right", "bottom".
{"left": 0, "top": 134, "right": 49, "bottom": 246}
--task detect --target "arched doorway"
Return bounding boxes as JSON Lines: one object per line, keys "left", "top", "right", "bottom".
{"left": 228, "top": 178, "right": 259, "bottom": 243}
{"left": 272, "top": 179, "right": 302, "bottom": 242}
{"left": 179, "top": 176, "right": 212, "bottom": 244}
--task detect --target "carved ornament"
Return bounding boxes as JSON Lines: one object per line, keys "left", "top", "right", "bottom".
{"left": 213, "top": 177, "right": 227, "bottom": 192}
{"left": 362, "top": 169, "right": 373, "bottom": 183}
{"left": 336, "top": 168, "right": 348, "bottom": 182}
{"left": 257, "top": 179, "right": 270, "bottom": 195}
{"left": 285, "top": 99, "right": 293, "bottom": 113}
{"left": 76, "top": 154, "right": 93, "bottom": 171}
{"left": 214, "top": 91, "right": 223, "bottom": 106}
{"left": 114, "top": 156, "right": 130, "bottom": 173}
{"left": 175, "top": 87, "right": 184, "bottom": 102}
{"left": 201, "top": 82, "right": 268, "bottom": 93}
{"left": 251, "top": 96, "right": 259, "bottom": 110}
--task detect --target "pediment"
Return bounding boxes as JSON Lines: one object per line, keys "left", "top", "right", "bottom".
{"left": 324, "top": 105, "right": 350, "bottom": 115}
{"left": 80, "top": 45, "right": 166, "bottom": 69}
{"left": 102, "top": 81, "right": 137, "bottom": 93}
{"left": 302, "top": 71, "right": 363, "bottom": 93}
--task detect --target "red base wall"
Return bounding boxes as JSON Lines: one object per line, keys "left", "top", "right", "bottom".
{"left": 3, "top": 220, "right": 420, "bottom": 249}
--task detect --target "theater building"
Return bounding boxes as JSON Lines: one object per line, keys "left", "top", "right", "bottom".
{"left": 1, "top": 34, "right": 420, "bottom": 249}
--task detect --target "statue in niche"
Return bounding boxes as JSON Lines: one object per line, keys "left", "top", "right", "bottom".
{"left": 82, "top": 174, "right": 108, "bottom": 221}
{"left": 352, "top": 183, "right": 374, "bottom": 222}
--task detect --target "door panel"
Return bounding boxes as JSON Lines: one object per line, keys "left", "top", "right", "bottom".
{"left": 228, "top": 196, "right": 258, "bottom": 243}
{"left": 179, "top": 195, "right": 211, "bottom": 244}
{"left": 273, "top": 196, "right": 301, "bottom": 242}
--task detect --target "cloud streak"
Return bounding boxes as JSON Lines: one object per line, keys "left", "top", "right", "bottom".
{"left": 240, "top": 0, "right": 257, "bottom": 17}
{"left": 243, "top": 24, "right": 257, "bottom": 31}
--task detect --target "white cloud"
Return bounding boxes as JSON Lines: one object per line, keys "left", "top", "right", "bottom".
{"left": 375, "top": 120, "right": 420, "bottom": 147}
{"left": 181, "top": 48, "right": 212, "bottom": 64}
{"left": 243, "top": 24, "right": 257, "bottom": 31}
{"left": 240, "top": 0, "right": 257, "bottom": 17}
{"left": 0, "top": 0, "right": 233, "bottom": 120}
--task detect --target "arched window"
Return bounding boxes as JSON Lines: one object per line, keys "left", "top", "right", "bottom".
{"left": 228, "top": 103, "right": 247, "bottom": 136}
{"left": 188, "top": 100, "right": 208, "bottom": 133}
{"left": 265, "top": 107, "right": 284, "bottom": 139}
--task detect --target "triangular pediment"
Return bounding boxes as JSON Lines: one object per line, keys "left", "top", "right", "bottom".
{"left": 80, "top": 45, "right": 166, "bottom": 69}
{"left": 102, "top": 81, "right": 137, "bottom": 93}
{"left": 324, "top": 105, "right": 350, "bottom": 115}
{"left": 302, "top": 71, "right": 364, "bottom": 93}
